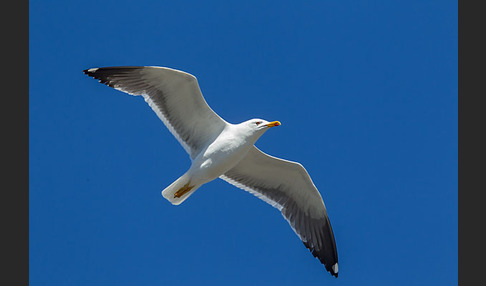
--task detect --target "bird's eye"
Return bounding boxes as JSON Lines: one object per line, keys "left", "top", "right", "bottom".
{"left": 255, "top": 121, "right": 262, "bottom": 125}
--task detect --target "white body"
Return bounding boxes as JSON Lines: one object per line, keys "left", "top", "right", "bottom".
{"left": 162, "top": 122, "right": 267, "bottom": 204}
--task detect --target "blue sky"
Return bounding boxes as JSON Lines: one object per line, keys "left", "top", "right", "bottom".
{"left": 29, "top": 1, "right": 457, "bottom": 285}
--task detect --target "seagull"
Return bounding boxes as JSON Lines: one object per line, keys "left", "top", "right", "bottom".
{"left": 83, "top": 66, "right": 339, "bottom": 277}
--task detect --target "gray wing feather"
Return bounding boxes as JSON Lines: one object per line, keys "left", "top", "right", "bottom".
{"left": 220, "top": 146, "right": 338, "bottom": 277}
{"left": 84, "top": 66, "right": 228, "bottom": 159}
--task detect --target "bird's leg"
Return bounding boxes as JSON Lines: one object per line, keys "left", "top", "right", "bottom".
{"left": 174, "top": 182, "right": 194, "bottom": 198}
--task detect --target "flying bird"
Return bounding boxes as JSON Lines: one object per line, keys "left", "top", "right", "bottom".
{"left": 83, "top": 66, "right": 339, "bottom": 277}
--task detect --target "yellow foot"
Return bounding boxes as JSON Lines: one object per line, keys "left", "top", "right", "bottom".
{"left": 174, "top": 183, "right": 194, "bottom": 198}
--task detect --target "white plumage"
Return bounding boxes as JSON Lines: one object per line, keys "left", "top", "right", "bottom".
{"left": 84, "top": 66, "right": 339, "bottom": 277}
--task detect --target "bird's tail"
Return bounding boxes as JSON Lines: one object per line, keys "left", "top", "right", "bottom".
{"left": 162, "top": 174, "right": 201, "bottom": 205}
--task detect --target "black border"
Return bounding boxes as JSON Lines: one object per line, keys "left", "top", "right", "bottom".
{"left": 3, "top": 0, "right": 29, "bottom": 284}
{"left": 458, "top": 0, "right": 479, "bottom": 285}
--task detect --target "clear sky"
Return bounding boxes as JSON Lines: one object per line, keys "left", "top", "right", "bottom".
{"left": 29, "top": 1, "right": 457, "bottom": 285}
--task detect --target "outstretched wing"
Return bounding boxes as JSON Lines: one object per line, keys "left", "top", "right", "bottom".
{"left": 220, "top": 146, "right": 338, "bottom": 277}
{"left": 84, "top": 66, "right": 228, "bottom": 159}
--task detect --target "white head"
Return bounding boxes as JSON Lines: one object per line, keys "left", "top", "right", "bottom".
{"left": 236, "top": 118, "right": 281, "bottom": 141}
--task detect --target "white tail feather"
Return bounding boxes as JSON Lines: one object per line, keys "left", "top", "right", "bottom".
{"left": 161, "top": 175, "right": 200, "bottom": 205}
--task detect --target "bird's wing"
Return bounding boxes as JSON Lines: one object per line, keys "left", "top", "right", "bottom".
{"left": 220, "top": 146, "right": 338, "bottom": 277}
{"left": 84, "top": 66, "right": 228, "bottom": 159}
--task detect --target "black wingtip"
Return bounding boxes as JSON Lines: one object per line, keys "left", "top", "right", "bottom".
{"left": 303, "top": 241, "right": 339, "bottom": 278}
{"left": 82, "top": 67, "right": 116, "bottom": 88}
{"left": 82, "top": 66, "right": 148, "bottom": 93}
{"left": 332, "top": 267, "right": 338, "bottom": 278}
{"left": 83, "top": 68, "right": 98, "bottom": 77}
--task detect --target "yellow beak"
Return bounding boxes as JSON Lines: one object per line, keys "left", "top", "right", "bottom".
{"left": 266, "top": 121, "right": 281, "bottom": 127}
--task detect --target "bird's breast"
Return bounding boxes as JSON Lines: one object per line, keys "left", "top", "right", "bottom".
{"left": 190, "top": 134, "right": 252, "bottom": 183}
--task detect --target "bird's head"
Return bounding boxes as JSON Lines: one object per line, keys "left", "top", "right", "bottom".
{"left": 240, "top": 118, "right": 281, "bottom": 137}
